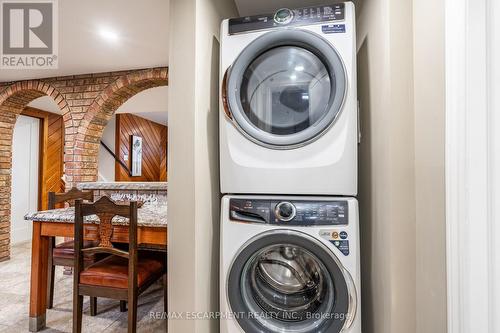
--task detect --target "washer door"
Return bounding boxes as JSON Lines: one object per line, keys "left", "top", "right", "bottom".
{"left": 224, "top": 29, "right": 347, "bottom": 149}
{"left": 227, "top": 230, "right": 355, "bottom": 333}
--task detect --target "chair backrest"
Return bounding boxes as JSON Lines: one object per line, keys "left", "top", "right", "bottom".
{"left": 48, "top": 187, "right": 94, "bottom": 209}
{"left": 74, "top": 196, "right": 139, "bottom": 284}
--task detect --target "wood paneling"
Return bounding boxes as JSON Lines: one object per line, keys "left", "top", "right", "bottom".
{"left": 45, "top": 113, "right": 65, "bottom": 206}
{"left": 22, "top": 107, "right": 64, "bottom": 210}
{"left": 160, "top": 126, "right": 168, "bottom": 181}
{"left": 115, "top": 113, "right": 167, "bottom": 182}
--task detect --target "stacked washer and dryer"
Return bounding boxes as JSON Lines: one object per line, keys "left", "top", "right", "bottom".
{"left": 219, "top": 3, "right": 361, "bottom": 333}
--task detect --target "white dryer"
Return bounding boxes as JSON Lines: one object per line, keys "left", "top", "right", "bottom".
{"left": 220, "top": 3, "right": 358, "bottom": 195}
{"left": 220, "top": 195, "right": 361, "bottom": 333}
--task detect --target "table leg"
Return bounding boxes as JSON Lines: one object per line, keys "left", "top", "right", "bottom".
{"left": 29, "top": 222, "right": 49, "bottom": 332}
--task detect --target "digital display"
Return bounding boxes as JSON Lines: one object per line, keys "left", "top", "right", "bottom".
{"left": 228, "top": 3, "right": 345, "bottom": 34}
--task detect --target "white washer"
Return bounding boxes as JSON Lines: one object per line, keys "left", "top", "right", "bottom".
{"left": 220, "top": 195, "right": 361, "bottom": 333}
{"left": 220, "top": 2, "right": 358, "bottom": 195}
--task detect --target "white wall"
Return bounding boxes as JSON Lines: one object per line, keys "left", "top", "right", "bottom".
{"left": 357, "top": 0, "right": 447, "bottom": 332}
{"left": 11, "top": 115, "right": 39, "bottom": 245}
{"left": 357, "top": 0, "right": 417, "bottom": 332}
{"left": 98, "top": 114, "right": 116, "bottom": 181}
{"left": 445, "top": 0, "right": 500, "bottom": 332}
{"left": 28, "top": 96, "right": 61, "bottom": 115}
{"left": 413, "top": 0, "right": 447, "bottom": 332}
{"left": 167, "top": 0, "right": 237, "bottom": 332}
{"left": 490, "top": 3, "right": 500, "bottom": 332}
{"left": 167, "top": 0, "right": 197, "bottom": 330}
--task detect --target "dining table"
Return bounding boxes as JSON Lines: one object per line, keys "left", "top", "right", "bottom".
{"left": 24, "top": 202, "right": 167, "bottom": 332}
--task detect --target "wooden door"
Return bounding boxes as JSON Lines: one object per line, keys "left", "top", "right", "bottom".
{"left": 22, "top": 107, "right": 64, "bottom": 210}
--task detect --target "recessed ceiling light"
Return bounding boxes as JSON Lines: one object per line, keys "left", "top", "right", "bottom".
{"left": 99, "top": 27, "right": 119, "bottom": 42}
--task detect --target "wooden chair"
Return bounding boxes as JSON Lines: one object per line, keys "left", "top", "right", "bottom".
{"left": 47, "top": 187, "right": 101, "bottom": 315}
{"left": 73, "top": 196, "right": 166, "bottom": 333}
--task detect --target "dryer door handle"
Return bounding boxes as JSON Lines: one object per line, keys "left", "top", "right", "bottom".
{"left": 230, "top": 210, "right": 266, "bottom": 224}
{"left": 221, "top": 67, "right": 233, "bottom": 120}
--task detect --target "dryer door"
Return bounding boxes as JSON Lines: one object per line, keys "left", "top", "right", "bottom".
{"left": 226, "top": 230, "right": 356, "bottom": 333}
{"left": 224, "top": 29, "right": 347, "bottom": 149}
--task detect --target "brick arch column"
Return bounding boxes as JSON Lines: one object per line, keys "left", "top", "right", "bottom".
{"left": 0, "top": 81, "right": 70, "bottom": 261}
{"left": 65, "top": 67, "right": 168, "bottom": 186}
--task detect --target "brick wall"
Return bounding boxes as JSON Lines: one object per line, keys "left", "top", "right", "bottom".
{"left": 0, "top": 67, "right": 168, "bottom": 261}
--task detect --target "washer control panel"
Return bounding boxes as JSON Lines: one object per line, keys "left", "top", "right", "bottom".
{"left": 229, "top": 199, "right": 348, "bottom": 226}
{"left": 228, "top": 3, "right": 345, "bottom": 34}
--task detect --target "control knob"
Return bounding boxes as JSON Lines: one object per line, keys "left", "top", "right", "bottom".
{"left": 275, "top": 201, "right": 296, "bottom": 222}
{"left": 274, "top": 8, "right": 294, "bottom": 25}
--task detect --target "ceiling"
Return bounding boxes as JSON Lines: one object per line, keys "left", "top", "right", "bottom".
{"left": 234, "top": 0, "right": 362, "bottom": 16}
{"left": 0, "top": 0, "right": 169, "bottom": 82}
{"left": 5, "top": 0, "right": 170, "bottom": 124}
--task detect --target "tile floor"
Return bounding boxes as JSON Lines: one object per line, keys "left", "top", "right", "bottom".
{"left": 0, "top": 241, "right": 166, "bottom": 332}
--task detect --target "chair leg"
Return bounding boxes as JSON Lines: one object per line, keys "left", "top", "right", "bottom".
{"left": 47, "top": 265, "right": 55, "bottom": 309}
{"left": 163, "top": 274, "right": 167, "bottom": 313}
{"left": 128, "top": 291, "right": 138, "bottom": 333}
{"left": 47, "top": 238, "right": 55, "bottom": 309}
{"left": 73, "top": 294, "right": 83, "bottom": 333}
{"left": 120, "top": 300, "right": 127, "bottom": 312}
{"left": 90, "top": 297, "right": 97, "bottom": 316}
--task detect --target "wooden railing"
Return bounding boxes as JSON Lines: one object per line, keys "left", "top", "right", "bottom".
{"left": 100, "top": 141, "right": 132, "bottom": 176}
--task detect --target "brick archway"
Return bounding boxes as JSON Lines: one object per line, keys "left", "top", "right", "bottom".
{"left": 0, "top": 81, "right": 70, "bottom": 261}
{"left": 0, "top": 67, "right": 168, "bottom": 261}
{"left": 66, "top": 68, "right": 169, "bottom": 185}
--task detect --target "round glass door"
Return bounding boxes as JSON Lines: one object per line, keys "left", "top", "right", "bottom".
{"left": 225, "top": 30, "right": 347, "bottom": 149}
{"left": 241, "top": 46, "right": 331, "bottom": 136}
{"left": 227, "top": 231, "right": 354, "bottom": 333}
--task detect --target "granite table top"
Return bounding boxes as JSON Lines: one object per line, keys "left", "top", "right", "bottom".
{"left": 24, "top": 202, "right": 167, "bottom": 228}
{"left": 77, "top": 182, "right": 168, "bottom": 191}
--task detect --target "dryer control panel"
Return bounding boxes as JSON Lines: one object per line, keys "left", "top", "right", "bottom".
{"left": 229, "top": 199, "right": 348, "bottom": 226}
{"left": 228, "top": 3, "right": 345, "bottom": 34}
